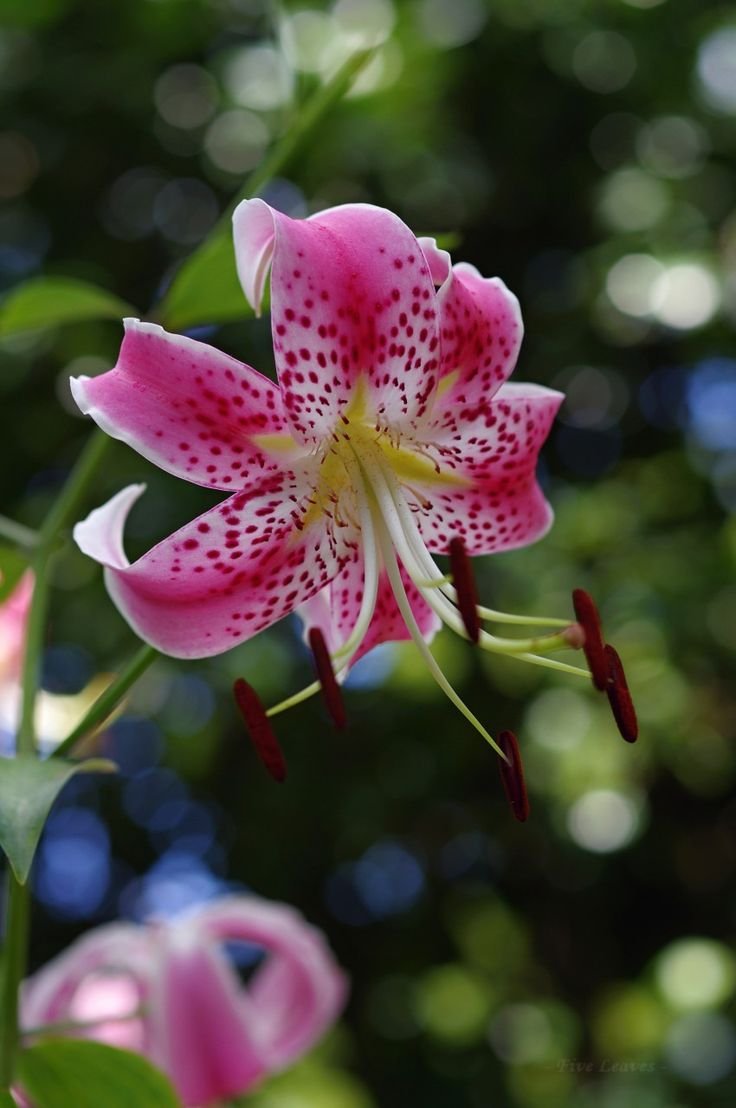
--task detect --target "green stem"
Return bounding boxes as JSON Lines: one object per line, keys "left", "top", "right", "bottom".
{"left": 0, "top": 516, "right": 38, "bottom": 549}
{"left": 156, "top": 47, "right": 377, "bottom": 330}
{"left": 226, "top": 48, "right": 376, "bottom": 225}
{"left": 17, "top": 431, "right": 112, "bottom": 757}
{"left": 52, "top": 644, "right": 159, "bottom": 760}
{"left": 0, "top": 429, "right": 112, "bottom": 1087}
{"left": 0, "top": 874, "right": 29, "bottom": 1088}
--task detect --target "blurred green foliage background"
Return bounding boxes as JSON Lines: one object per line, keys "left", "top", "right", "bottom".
{"left": 2, "top": 0, "right": 736, "bottom": 1104}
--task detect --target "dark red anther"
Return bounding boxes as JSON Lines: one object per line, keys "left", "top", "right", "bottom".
{"left": 448, "top": 537, "right": 481, "bottom": 644}
{"left": 232, "top": 679, "right": 287, "bottom": 782}
{"left": 604, "top": 645, "right": 638, "bottom": 743}
{"left": 308, "top": 627, "right": 347, "bottom": 730}
{"left": 572, "top": 588, "right": 608, "bottom": 691}
{"left": 497, "top": 730, "right": 530, "bottom": 823}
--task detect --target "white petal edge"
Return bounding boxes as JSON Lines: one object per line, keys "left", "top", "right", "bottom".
{"left": 73, "top": 484, "right": 146, "bottom": 571}
{"left": 232, "top": 198, "right": 276, "bottom": 316}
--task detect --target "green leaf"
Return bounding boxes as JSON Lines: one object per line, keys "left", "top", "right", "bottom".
{"left": 0, "top": 757, "right": 116, "bottom": 883}
{"left": 0, "top": 278, "right": 136, "bottom": 338}
{"left": 18, "top": 1041, "right": 181, "bottom": 1108}
{"left": 158, "top": 230, "right": 252, "bottom": 332}
{"left": 0, "top": 1090, "right": 16, "bottom": 1106}
{"left": 158, "top": 47, "right": 376, "bottom": 333}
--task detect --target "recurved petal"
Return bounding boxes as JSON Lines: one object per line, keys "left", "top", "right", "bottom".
{"left": 71, "top": 320, "right": 302, "bottom": 492}
{"left": 74, "top": 469, "right": 344, "bottom": 659}
{"left": 417, "top": 236, "right": 451, "bottom": 285}
{"left": 233, "top": 199, "right": 441, "bottom": 442}
{"left": 427, "top": 262, "right": 523, "bottom": 421}
{"left": 193, "top": 896, "right": 347, "bottom": 1070}
{"left": 21, "top": 923, "right": 152, "bottom": 1032}
{"left": 150, "top": 933, "right": 267, "bottom": 1106}
{"left": 416, "top": 383, "right": 563, "bottom": 555}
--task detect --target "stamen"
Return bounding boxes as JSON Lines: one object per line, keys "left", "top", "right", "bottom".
{"left": 309, "top": 627, "right": 347, "bottom": 730}
{"left": 572, "top": 588, "right": 608, "bottom": 690}
{"left": 372, "top": 460, "right": 590, "bottom": 665}
{"left": 372, "top": 509, "right": 506, "bottom": 759}
{"left": 497, "top": 730, "right": 530, "bottom": 822}
{"left": 448, "top": 537, "right": 481, "bottom": 644}
{"left": 562, "top": 622, "right": 586, "bottom": 649}
{"left": 476, "top": 606, "right": 570, "bottom": 628}
{"left": 233, "top": 679, "right": 287, "bottom": 782}
{"left": 604, "top": 645, "right": 638, "bottom": 743}
{"left": 330, "top": 471, "right": 381, "bottom": 663}
{"left": 267, "top": 679, "right": 321, "bottom": 717}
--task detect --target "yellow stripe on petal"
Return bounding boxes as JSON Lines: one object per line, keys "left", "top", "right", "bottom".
{"left": 379, "top": 439, "right": 469, "bottom": 488}
{"left": 251, "top": 432, "right": 303, "bottom": 457}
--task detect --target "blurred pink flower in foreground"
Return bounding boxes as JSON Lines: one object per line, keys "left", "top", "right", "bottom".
{"left": 72, "top": 201, "right": 568, "bottom": 755}
{"left": 21, "top": 895, "right": 347, "bottom": 1106}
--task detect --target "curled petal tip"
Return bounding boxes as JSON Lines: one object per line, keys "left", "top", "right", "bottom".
{"left": 232, "top": 197, "right": 276, "bottom": 314}
{"left": 69, "top": 374, "right": 91, "bottom": 416}
{"left": 73, "top": 483, "right": 147, "bottom": 570}
{"left": 233, "top": 678, "right": 288, "bottom": 782}
{"left": 498, "top": 730, "right": 530, "bottom": 823}
{"left": 448, "top": 537, "right": 481, "bottom": 644}
{"left": 572, "top": 588, "right": 607, "bottom": 690}
{"left": 604, "top": 645, "right": 638, "bottom": 743}
{"left": 308, "top": 627, "right": 347, "bottom": 730}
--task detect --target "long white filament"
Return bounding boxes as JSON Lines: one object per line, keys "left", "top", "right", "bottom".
{"left": 331, "top": 487, "right": 381, "bottom": 664}
{"left": 375, "top": 464, "right": 589, "bottom": 674}
{"left": 373, "top": 509, "right": 506, "bottom": 760}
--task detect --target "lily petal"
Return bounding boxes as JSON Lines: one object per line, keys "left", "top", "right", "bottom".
{"left": 21, "top": 923, "right": 151, "bottom": 1036}
{"left": 417, "top": 236, "right": 451, "bottom": 286}
{"left": 74, "top": 470, "right": 345, "bottom": 658}
{"left": 298, "top": 548, "right": 440, "bottom": 668}
{"left": 71, "top": 320, "right": 301, "bottom": 491}
{"left": 416, "top": 383, "right": 563, "bottom": 554}
{"left": 429, "top": 262, "right": 523, "bottom": 419}
{"left": 151, "top": 931, "right": 267, "bottom": 1106}
{"left": 233, "top": 199, "right": 441, "bottom": 441}
{"left": 193, "top": 896, "right": 348, "bottom": 1070}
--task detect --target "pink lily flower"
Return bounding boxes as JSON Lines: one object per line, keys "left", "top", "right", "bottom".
{"left": 72, "top": 201, "right": 580, "bottom": 757}
{"left": 21, "top": 895, "right": 347, "bottom": 1107}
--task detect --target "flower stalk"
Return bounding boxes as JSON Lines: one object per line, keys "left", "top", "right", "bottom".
{"left": 1, "top": 429, "right": 113, "bottom": 1087}
{"left": 51, "top": 643, "right": 158, "bottom": 761}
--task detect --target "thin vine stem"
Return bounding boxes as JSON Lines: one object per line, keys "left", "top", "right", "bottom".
{"left": 52, "top": 644, "right": 159, "bottom": 761}
{"left": 0, "top": 516, "right": 38, "bottom": 549}
{"left": 1, "top": 430, "right": 113, "bottom": 1088}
